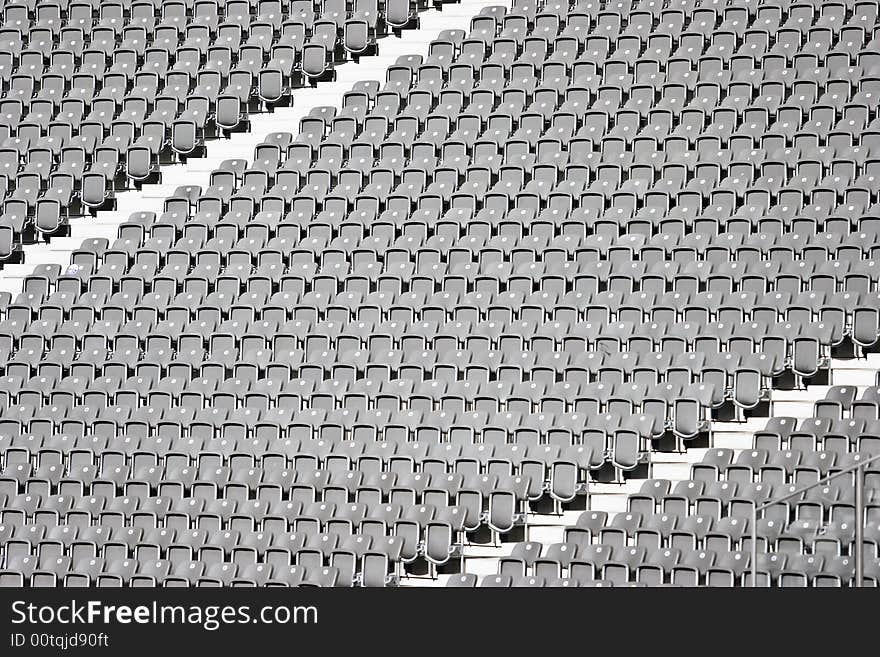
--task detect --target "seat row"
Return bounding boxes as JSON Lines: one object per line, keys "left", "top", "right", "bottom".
{"left": 0, "top": 0, "right": 437, "bottom": 256}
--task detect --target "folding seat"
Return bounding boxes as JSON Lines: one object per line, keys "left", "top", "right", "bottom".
{"left": 30, "top": 197, "right": 65, "bottom": 237}
{"left": 667, "top": 546, "right": 716, "bottom": 586}
{"left": 598, "top": 545, "right": 644, "bottom": 585}
{"left": 852, "top": 308, "right": 880, "bottom": 350}
{"left": 627, "top": 479, "right": 671, "bottom": 516}
{"left": 610, "top": 430, "right": 643, "bottom": 480}
{"left": 778, "top": 553, "right": 826, "bottom": 587}
{"left": 477, "top": 573, "right": 513, "bottom": 588}
{"left": 705, "top": 549, "right": 750, "bottom": 586}
{"left": 816, "top": 386, "right": 858, "bottom": 419}
{"left": 344, "top": 20, "right": 372, "bottom": 58}
{"left": 498, "top": 541, "right": 543, "bottom": 578}
{"left": 564, "top": 541, "right": 610, "bottom": 578}
{"left": 447, "top": 574, "right": 478, "bottom": 587}
{"left": 422, "top": 521, "right": 457, "bottom": 575}
{"left": 11, "top": 172, "right": 41, "bottom": 210}
{"left": 527, "top": 543, "right": 577, "bottom": 581}
{"left": 597, "top": 510, "right": 639, "bottom": 548}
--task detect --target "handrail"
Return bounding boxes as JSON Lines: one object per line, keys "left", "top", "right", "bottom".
{"left": 750, "top": 451, "right": 880, "bottom": 588}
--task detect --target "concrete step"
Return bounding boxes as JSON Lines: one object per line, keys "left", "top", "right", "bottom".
{"left": 400, "top": 360, "right": 880, "bottom": 586}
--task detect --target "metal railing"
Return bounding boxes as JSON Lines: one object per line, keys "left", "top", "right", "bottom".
{"left": 750, "top": 451, "right": 880, "bottom": 587}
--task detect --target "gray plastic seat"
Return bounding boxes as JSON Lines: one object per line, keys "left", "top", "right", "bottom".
{"left": 386, "top": 0, "right": 415, "bottom": 30}
{"left": 344, "top": 20, "right": 371, "bottom": 57}
{"left": 302, "top": 44, "right": 328, "bottom": 82}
